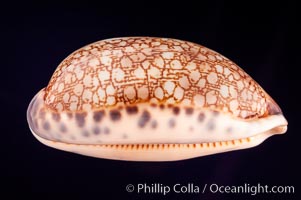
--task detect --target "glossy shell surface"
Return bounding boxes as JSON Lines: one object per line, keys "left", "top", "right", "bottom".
{"left": 27, "top": 37, "right": 288, "bottom": 161}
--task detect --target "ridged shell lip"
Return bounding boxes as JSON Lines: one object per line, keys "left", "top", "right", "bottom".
{"left": 30, "top": 129, "right": 281, "bottom": 161}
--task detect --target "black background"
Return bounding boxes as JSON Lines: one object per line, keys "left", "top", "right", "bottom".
{"left": 2, "top": 1, "right": 299, "bottom": 199}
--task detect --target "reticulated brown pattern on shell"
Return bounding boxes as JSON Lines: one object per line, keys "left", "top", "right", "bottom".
{"left": 44, "top": 37, "right": 269, "bottom": 119}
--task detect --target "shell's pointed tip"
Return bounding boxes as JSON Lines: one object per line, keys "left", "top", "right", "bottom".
{"left": 266, "top": 97, "right": 283, "bottom": 116}
{"left": 264, "top": 96, "right": 288, "bottom": 135}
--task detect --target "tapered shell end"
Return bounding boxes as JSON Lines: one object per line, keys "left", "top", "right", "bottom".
{"left": 266, "top": 97, "right": 283, "bottom": 116}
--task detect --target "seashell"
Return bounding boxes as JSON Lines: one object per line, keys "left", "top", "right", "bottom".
{"left": 27, "top": 37, "right": 287, "bottom": 161}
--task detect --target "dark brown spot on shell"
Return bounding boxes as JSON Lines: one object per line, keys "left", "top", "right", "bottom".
{"left": 126, "top": 106, "right": 138, "bottom": 114}
{"left": 172, "top": 107, "right": 180, "bottom": 115}
{"left": 75, "top": 112, "right": 87, "bottom": 127}
{"left": 159, "top": 104, "right": 165, "bottom": 110}
{"left": 43, "top": 121, "right": 50, "bottom": 130}
{"left": 198, "top": 112, "right": 205, "bottom": 122}
{"left": 150, "top": 103, "right": 157, "bottom": 108}
{"left": 93, "top": 110, "right": 105, "bottom": 122}
{"left": 110, "top": 110, "right": 121, "bottom": 121}
{"left": 52, "top": 113, "right": 61, "bottom": 122}
{"left": 185, "top": 108, "right": 194, "bottom": 115}
{"left": 60, "top": 123, "right": 67, "bottom": 133}
{"left": 93, "top": 126, "right": 101, "bottom": 135}
{"left": 138, "top": 110, "right": 151, "bottom": 128}
{"left": 167, "top": 104, "right": 173, "bottom": 108}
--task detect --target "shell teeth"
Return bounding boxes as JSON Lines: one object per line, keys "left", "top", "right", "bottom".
{"left": 99, "top": 137, "right": 254, "bottom": 149}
